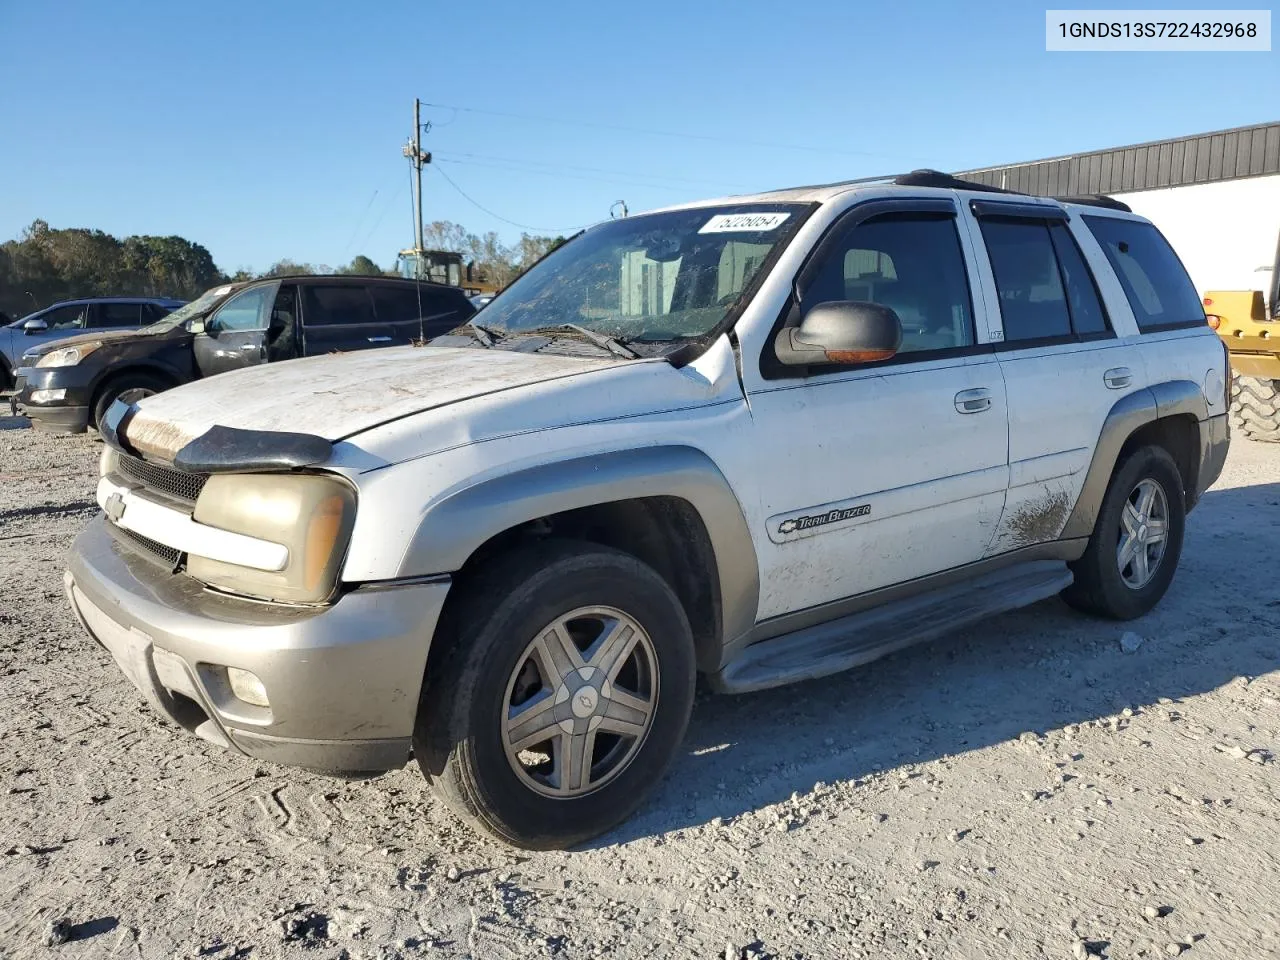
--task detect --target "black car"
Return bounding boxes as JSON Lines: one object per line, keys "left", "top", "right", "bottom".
{"left": 15, "top": 274, "right": 475, "bottom": 433}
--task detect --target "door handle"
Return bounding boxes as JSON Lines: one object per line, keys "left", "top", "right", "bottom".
{"left": 239, "top": 343, "right": 258, "bottom": 351}
{"left": 954, "top": 387, "right": 993, "bottom": 414}
{"left": 1104, "top": 367, "right": 1133, "bottom": 389}
{"left": 366, "top": 336, "right": 392, "bottom": 343}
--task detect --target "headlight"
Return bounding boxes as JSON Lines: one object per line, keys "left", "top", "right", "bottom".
{"left": 35, "top": 341, "right": 103, "bottom": 367}
{"left": 188, "top": 473, "right": 356, "bottom": 604}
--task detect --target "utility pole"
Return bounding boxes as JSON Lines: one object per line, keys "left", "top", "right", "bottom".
{"left": 401, "top": 98, "right": 431, "bottom": 275}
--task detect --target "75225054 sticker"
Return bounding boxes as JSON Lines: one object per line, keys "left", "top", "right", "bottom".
{"left": 698, "top": 212, "right": 792, "bottom": 234}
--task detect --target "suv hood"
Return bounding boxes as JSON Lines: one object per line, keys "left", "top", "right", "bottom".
{"left": 124, "top": 345, "right": 628, "bottom": 460}
{"left": 21, "top": 327, "right": 157, "bottom": 357}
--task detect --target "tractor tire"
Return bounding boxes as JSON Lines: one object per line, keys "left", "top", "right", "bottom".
{"left": 1229, "top": 375, "right": 1280, "bottom": 443}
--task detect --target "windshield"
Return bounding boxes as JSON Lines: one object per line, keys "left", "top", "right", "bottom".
{"left": 140, "top": 284, "right": 238, "bottom": 332}
{"left": 479, "top": 203, "right": 810, "bottom": 343}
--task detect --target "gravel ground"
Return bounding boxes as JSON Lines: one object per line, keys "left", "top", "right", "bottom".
{"left": 1, "top": 416, "right": 1278, "bottom": 960}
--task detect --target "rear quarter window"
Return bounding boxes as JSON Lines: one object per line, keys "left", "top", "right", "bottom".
{"left": 372, "top": 285, "right": 469, "bottom": 322}
{"left": 1082, "top": 217, "right": 1204, "bottom": 332}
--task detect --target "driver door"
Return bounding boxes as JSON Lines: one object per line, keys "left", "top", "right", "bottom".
{"left": 192, "top": 282, "right": 280, "bottom": 378}
{"left": 743, "top": 201, "right": 1010, "bottom": 620}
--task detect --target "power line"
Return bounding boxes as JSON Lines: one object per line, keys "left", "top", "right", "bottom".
{"left": 340, "top": 188, "right": 380, "bottom": 260}
{"left": 354, "top": 178, "right": 406, "bottom": 254}
{"left": 419, "top": 99, "right": 933, "bottom": 163}
{"left": 435, "top": 150, "right": 756, "bottom": 191}
{"left": 432, "top": 165, "right": 592, "bottom": 234}
{"left": 435, "top": 156, "right": 730, "bottom": 194}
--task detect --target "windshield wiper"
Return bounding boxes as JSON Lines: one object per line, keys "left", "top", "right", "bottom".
{"left": 526, "top": 323, "right": 639, "bottom": 359}
{"left": 458, "top": 318, "right": 499, "bottom": 348}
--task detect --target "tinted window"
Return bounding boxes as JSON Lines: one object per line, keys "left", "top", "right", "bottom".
{"left": 95, "top": 303, "right": 142, "bottom": 328}
{"left": 803, "top": 214, "right": 974, "bottom": 355}
{"left": 39, "top": 303, "right": 92, "bottom": 331}
{"left": 1083, "top": 216, "right": 1204, "bottom": 331}
{"left": 980, "top": 219, "right": 1071, "bottom": 341}
{"left": 303, "top": 285, "right": 377, "bottom": 327}
{"left": 142, "top": 303, "right": 176, "bottom": 324}
{"left": 1049, "top": 223, "right": 1109, "bottom": 335}
{"left": 210, "top": 284, "right": 277, "bottom": 332}
{"left": 373, "top": 286, "right": 437, "bottom": 322}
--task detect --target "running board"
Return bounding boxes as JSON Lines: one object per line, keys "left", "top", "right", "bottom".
{"left": 713, "top": 560, "right": 1074, "bottom": 694}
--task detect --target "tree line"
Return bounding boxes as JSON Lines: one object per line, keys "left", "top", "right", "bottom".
{"left": 0, "top": 218, "right": 566, "bottom": 320}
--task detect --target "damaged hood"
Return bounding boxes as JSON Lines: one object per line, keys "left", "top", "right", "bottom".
{"left": 124, "top": 345, "right": 629, "bottom": 461}
{"left": 23, "top": 328, "right": 159, "bottom": 356}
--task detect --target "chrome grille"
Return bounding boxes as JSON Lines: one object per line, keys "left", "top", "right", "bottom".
{"left": 116, "top": 526, "right": 182, "bottom": 571}
{"left": 116, "top": 453, "right": 208, "bottom": 504}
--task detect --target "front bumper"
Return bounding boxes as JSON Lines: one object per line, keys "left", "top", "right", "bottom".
{"left": 67, "top": 516, "right": 450, "bottom": 773}
{"left": 15, "top": 366, "right": 95, "bottom": 432}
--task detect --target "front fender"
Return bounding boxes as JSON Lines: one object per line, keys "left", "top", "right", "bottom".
{"left": 395, "top": 445, "right": 760, "bottom": 649}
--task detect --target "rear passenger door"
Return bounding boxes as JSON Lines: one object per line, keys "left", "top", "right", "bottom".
{"left": 965, "top": 200, "right": 1139, "bottom": 555}
{"left": 372, "top": 284, "right": 475, "bottom": 345}
{"left": 299, "top": 282, "right": 388, "bottom": 355}
{"left": 1081, "top": 215, "right": 1219, "bottom": 408}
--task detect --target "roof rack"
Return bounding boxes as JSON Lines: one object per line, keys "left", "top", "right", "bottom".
{"left": 1053, "top": 194, "right": 1133, "bottom": 213}
{"left": 893, "top": 169, "right": 1022, "bottom": 194}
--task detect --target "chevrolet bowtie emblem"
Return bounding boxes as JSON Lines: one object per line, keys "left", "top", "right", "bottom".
{"left": 104, "top": 492, "right": 127, "bottom": 522}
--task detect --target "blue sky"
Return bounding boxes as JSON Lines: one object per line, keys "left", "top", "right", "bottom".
{"left": 1, "top": 0, "right": 1275, "bottom": 274}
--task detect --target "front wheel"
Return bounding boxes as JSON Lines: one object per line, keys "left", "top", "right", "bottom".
{"left": 91, "top": 372, "right": 171, "bottom": 430}
{"left": 414, "top": 541, "right": 696, "bottom": 849}
{"left": 1061, "top": 445, "right": 1186, "bottom": 620}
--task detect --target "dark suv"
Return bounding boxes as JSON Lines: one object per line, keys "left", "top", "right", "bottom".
{"left": 15, "top": 275, "right": 475, "bottom": 433}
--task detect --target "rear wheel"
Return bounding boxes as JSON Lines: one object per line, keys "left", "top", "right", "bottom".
{"left": 414, "top": 540, "right": 696, "bottom": 849}
{"left": 1230, "top": 375, "right": 1280, "bottom": 442}
{"left": 1061, "top": 445, "right": 1185, "bottom": 620}
{"left": 91, "top": 372, "right": 170, "bottom": 430}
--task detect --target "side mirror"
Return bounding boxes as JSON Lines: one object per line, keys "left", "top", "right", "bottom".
{"left": 23, "top": 317, "right": 48, "bottom": 334}
{"left": 186, "top": 317, "right": 207, "bottom": 335}
{"left": 774, "top": 301, "right": 902, "bottom": 367}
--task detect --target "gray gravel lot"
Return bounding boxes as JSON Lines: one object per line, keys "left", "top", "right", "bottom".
{"left": 1, "top": 418, "right": 1279, "bottom": 959}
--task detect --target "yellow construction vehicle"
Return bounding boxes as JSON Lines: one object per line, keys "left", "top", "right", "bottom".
{"left": 1205, "top": 228, "right": 1280, "bottom": 442}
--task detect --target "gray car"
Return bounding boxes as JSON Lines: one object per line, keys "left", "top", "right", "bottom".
{"left": 0, "top": 297, "right": 185, "bottom": 391}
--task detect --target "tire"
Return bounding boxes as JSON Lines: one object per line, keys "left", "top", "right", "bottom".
{"left": 1230, "top": 375, "right": 1280, "bottom": 442}
{"left": 414, "top": 539, "right": 696, "bottom": 849}
{"left": 1061, "top": 445, "right": 1186, "bottom": 620}
{"left": 91, "top": 372, "right": 170, "bottom": 430}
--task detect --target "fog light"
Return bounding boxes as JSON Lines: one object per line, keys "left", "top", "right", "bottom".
{"left": 226, "top": 667, "right": 269, "bottom": 707}
{"left": 29, "top": 388, "right": 66, "bottom": 404}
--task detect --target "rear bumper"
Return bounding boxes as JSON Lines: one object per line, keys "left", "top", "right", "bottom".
{"left": 66, "top": 516, "right": 450, "bottom": 773}
{"left": 1192, "top": 413, "right": 1230, "bottom": 509}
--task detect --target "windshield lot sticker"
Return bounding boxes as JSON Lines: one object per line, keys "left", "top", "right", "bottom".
{"left": 699, "top": 212, "right": 791, "bottom": 234}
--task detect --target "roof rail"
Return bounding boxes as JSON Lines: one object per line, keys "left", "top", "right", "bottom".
{"left": 1053, "top": 194, "right": 1133, "bottom": 213}
{"left": 894, "top": 169, "right": 1023, "bottom": 194}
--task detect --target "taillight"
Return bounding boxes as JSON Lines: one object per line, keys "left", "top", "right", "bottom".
{"left": 1206, "top": 314, "right": 1222, "bottom": 330}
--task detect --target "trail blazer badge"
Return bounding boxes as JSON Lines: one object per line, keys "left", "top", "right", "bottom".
{"left": 778, "top": 504, "right": 871, "bottom": 535}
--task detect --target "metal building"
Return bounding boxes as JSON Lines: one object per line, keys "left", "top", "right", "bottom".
{"left": 958, "top": 123, "right": 1280, "bottom": 296}
{"left": 957, "top": 121, "right": 1280, "bottom": 196}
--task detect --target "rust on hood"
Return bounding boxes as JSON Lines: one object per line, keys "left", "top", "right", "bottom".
{"left": 124, "top": 412, "right": 202, "bottom": 464}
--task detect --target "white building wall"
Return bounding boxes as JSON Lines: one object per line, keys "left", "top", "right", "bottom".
{"left": 1114, "top": 174, "right": 1280, "bottom": 296}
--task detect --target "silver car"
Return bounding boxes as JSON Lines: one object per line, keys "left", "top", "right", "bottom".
{"left": 1, "top": 297, "right": 185, "bottom": 393}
